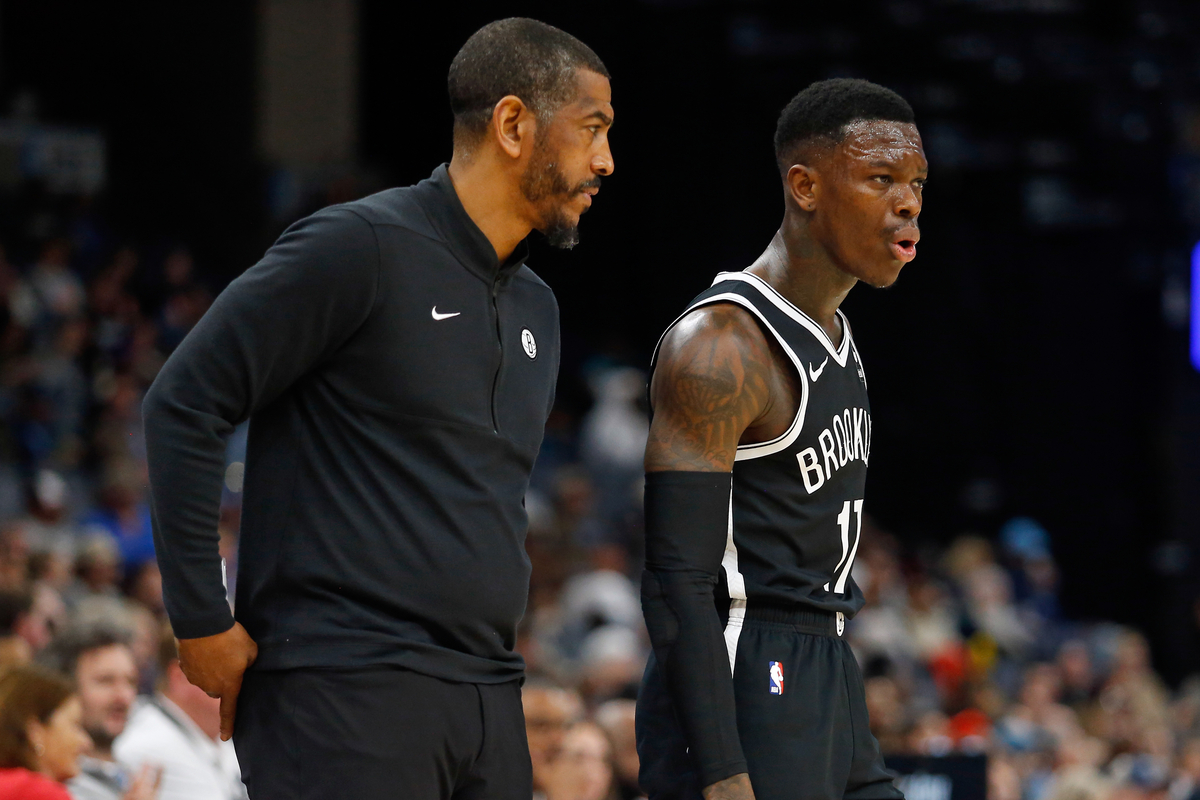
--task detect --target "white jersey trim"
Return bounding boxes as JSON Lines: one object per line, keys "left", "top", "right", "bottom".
{"left": 711, "top": 272, "right": 852, "bottom": 367}
{"left": 721, "top": 487, "right": 746, "bottom": 674}
{"left": 848, "top": 330, "right": 868, "bottom": 390}
{"left": 724, "top": 600, "right": 745, "bottom": 674}
{"left": 650, "top": 289, "right": 812, "bottom": 462}
{"left": 683, "top": 292, "right": 811, "bottom": 461}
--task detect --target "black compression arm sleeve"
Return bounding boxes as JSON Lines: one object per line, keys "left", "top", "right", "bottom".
{"left": 641, "top": 470, "right": 746, "bottom": 787}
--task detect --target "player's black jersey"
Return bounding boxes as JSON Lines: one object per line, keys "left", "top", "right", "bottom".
{"left": 650, "top": 272, "right": 872, "bottom": 634}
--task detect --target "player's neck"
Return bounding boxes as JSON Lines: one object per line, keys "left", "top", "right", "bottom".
{"left": 447, "top": 153, "right": 534, "bottom": 264}
{"left": 747, "top": 227, "right": 856, "bottom": 345}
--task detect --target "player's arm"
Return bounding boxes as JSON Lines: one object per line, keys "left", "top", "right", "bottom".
{"left": 142, "top": 208, "right": 380, "bottom": 737}
{"left": 642, "top": 304, "right": 774, "bottom": 800}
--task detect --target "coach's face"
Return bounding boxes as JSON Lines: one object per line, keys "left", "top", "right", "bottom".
{"left": 798, "top": 120, "right": 926, "bottom": 288}
{"left": 520, "top": 69, "right": 614, "bottom": 249}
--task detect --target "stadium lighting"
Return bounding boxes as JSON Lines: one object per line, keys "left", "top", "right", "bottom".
{"left": 1194, "top": 241, "right": 1200, "bottom": 372}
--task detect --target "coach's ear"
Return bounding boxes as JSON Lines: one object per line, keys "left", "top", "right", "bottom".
{"left": 490, "top": 95, "right": 536, "bottom": 161}
{"left": 786, "top": 163, "right": 818, "bottom": 212}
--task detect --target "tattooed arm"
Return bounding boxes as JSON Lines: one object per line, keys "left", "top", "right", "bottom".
{"left": 642, "top": 304, "right": 774, "bottom": 800}
{"left": 646, "top": 303, "right": 775, "bottom": 473}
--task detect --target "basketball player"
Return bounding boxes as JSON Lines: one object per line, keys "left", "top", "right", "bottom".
{"left": 636, "top": 79, "right": 925, "bottom": 800}
{"left": 142, "top": 19, "right": 613, "bottom": 800}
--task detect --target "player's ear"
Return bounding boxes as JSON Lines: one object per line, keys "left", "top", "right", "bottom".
{"left": 490, "top": 95, "right": 534, "bottom": 160}
{"left": 786, "top": 164, "right": 818, "bottom": 212}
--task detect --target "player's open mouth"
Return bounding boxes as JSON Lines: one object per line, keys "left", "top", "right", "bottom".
{"left": 890, "top": 240, "right": 917, "bottom": 262}
{"left": 889, "top": 227, "right": 919, "bottom": 262}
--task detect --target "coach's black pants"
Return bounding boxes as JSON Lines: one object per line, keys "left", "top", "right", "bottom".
{"left": 637, "top": 605, "right": 903, "bottom": 800}
{"left": 234, "top": 665, "right": 531, "bottom": 800}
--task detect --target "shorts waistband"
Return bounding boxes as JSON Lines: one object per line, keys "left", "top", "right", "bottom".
{"left": 740, "top": 603, "right": 847, "bottom": 637}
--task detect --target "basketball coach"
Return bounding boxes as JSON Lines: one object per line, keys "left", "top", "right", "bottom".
{"left": 142, "top": 19, "right": 614, "bottom": 800}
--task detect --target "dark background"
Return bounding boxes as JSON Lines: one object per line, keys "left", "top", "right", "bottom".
{"left": 3, "top": 0, "right": 1199, "bottom": 678}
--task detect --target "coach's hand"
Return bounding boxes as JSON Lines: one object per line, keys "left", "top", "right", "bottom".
{"left": 703, "top": 773, "right": 756, "bottom": 800}
{"left": 176, "top": 622, "right": 258, "bottom": 741}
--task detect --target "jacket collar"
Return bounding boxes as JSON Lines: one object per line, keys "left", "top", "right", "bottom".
{"left": 420, "top": 164, "right": 530, "bottom": 285}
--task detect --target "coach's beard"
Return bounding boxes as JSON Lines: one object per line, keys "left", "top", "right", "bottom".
{"left": 521, "top": 147, "right": 598, "bottom": 250}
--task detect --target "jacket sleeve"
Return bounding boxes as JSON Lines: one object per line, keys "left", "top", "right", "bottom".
{"left": 143, "top": 208, "right": 380, "bottom": 638}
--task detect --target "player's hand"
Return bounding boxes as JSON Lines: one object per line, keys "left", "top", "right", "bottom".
{"left": 703, "top": 773, "right": 756, "bottom": 800}
{"left": 122, "top": 764, "right": 163, "bottom": 800}
{"left": 176, "top": 622, "right": 258, "bottom": 741}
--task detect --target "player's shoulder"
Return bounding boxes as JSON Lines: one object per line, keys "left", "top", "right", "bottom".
{"left": 659, "top": 300, "right": 773, "bottom": 366}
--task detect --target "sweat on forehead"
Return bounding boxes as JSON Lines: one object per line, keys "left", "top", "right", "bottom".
{"left": 774, "top": 78, "right": 915, "bottom": 171}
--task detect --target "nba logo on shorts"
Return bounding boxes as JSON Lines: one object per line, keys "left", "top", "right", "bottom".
{"left": 769, "top": 661, "right": 784, "bottom": 695}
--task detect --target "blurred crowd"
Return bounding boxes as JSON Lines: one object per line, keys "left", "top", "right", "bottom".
{"left": 847, "top": 522, "right": 1200, "bottom": 800}
{"left": 0, "top": 220, "right": 245, "bottom": 799}
{"left": 0, "top": 210, "right": 1196, "bottom": 800}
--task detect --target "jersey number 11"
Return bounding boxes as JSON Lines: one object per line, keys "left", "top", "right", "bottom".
{"left": 824, "top": 499, "right": 863, "bottom": 596}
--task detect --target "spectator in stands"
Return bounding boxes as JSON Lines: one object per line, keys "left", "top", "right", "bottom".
{"left": 539, "top": 722, "right": 617, "bottom": 800}
{"left": 578, "top": 366, "right": 648, "bottom": 527}
{"left": 87, "top": 247, "right": 140, "bottom": 364}
{"left": 121, "top": 564, "right": 163, "bottom": 619}
{"left": 63, "top": 538, "right": 121, "bottom": 610}
{"left": 0, "top": 524, "right": 29, "bottom": 590}
{"left": 0, "top": 666, "right": 89, "bottom": 800}
{"left": 0, "top": 242, "right": 35, "bottom": 333}
{"left": 594, "top": 699, "right": 642, "bottom": 800}
{"left": 113, "top": 631, "right": 244, "bottom": 800}
{"left": 95, "top": 375, "right": 147, "bottom": 469}
{"left": 80, "top": 461, "right": 154, "bottom": 573}
{"left": 31, "top": 317, "right": 90, "bottom": 468}
{"left": 524, "top": 680, "right": 584, "bottom": 800}
{"left": 14, "top": 583, "right": 65, "bottom": 658}
{"left": 29, "top": 239, "right": 83, "bottom": 313}
{"left": 38, "top": 622, "right": 160, "bottom": 800}
{"left": 0, "top": 587, "right": 34, "bottom": 666}
{"left": 1057, "top": 639, "right": 1097, "bottom": 711}
{"left": 121, "top": 605, "right": 161, "bottom": 695}
{"left": 576, "top": 625, "right": 642, "bottom": 707}
{"left": 18, "top": 470, "right": 76, "bottom": 559}
{"left": 152, "top": 248, "right": 210, "bottom": 353}
{"left": 1171, "top": 737, "right": 1200, "bottom": 800}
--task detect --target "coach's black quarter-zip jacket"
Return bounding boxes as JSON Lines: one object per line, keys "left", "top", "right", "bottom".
{"left": 144, "top": 165, "right": 560, "bottom": 683}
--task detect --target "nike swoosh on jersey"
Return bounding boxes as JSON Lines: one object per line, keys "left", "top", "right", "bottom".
{"left": 431, "top": 307, "right": 461, "bottom": 320}
{"left": 808, "top": 356, "right": 828, "bottom": 382}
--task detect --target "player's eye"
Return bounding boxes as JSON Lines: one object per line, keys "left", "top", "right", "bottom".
{"left": 872, "top": 175, "right": 893, "bottom": 185}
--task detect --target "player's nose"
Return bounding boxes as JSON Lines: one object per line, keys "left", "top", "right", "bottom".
{"left": 895, "top": 185, "right": 920, "bottom": 219}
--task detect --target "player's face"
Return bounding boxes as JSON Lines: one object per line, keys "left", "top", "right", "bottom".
{"left": 810, "top": 121, "right": 927, "bottom": 288}
{"left": 520, "top": 70, "right": 614, "bottom": 249}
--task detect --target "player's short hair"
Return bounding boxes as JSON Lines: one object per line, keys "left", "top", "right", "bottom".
{"left": 448, "top": 18, "right": 609, "bottom": 147}
{"left": 774, "top": 78, "right": 915, "bottom": 173}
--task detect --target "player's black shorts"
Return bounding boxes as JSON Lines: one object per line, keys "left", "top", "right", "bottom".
{"left": 636, "top": 604, "right": 903, "bottom": 800}
{"left": 234, "top": 665, "right": 531, "bottom": 800}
